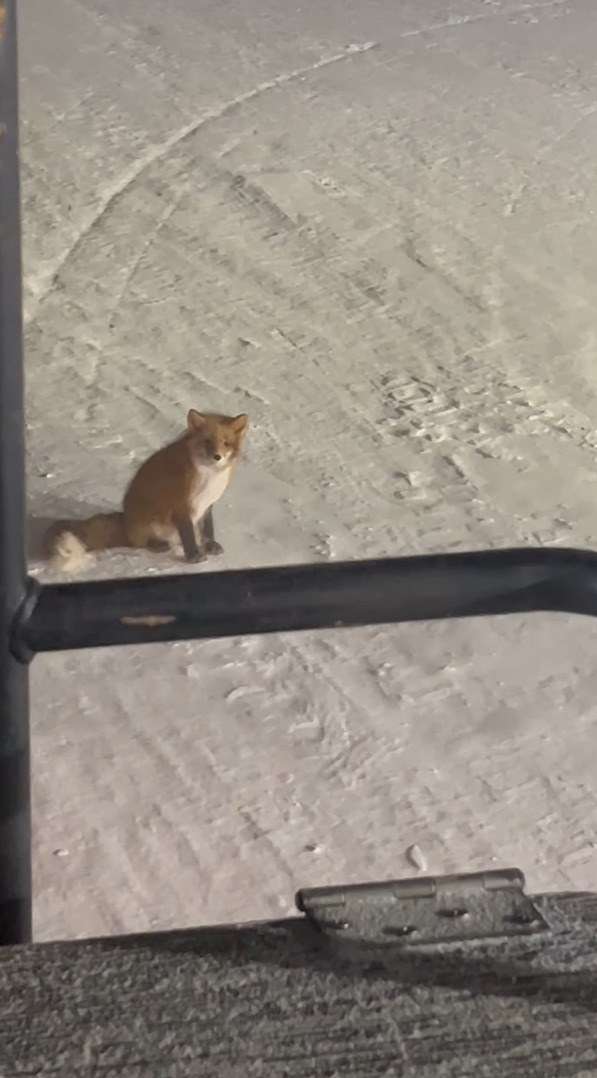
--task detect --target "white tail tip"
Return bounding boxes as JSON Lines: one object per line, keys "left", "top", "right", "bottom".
{"left": 51, "top": 531, "right": 89, "bottom": 573}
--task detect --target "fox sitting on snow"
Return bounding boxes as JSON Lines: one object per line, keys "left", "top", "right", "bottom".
{"left": 44, "top": 409, "right": 248, "bottom": 572}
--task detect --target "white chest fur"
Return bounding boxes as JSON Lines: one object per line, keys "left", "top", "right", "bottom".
{"left": 189, "top": 466, "right": 231, "bottom": 524}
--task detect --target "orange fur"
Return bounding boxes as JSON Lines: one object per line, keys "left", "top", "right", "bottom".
{"left": 44, "top": 410, "right": 248, "bottom": 571}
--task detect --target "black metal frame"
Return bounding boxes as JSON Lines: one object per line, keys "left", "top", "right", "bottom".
{"left": 3, "top": 0, "right": 597, "bottom": 946}
{"left": 0, "top": 0, "right": 31, "bottom": 946}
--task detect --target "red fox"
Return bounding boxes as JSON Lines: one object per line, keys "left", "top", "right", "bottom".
{"left": 44, "top": 410, "right": 248, "bottom": 572}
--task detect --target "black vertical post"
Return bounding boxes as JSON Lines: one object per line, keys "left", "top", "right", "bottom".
{"left": 0, "top": 0, "right": 32, "bottom": 945}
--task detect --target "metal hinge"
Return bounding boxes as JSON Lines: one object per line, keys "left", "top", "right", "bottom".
{"left": 296, "top": 868, "right": 548, "bottom": 946}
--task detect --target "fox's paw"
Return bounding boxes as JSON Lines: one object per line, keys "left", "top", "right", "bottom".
{"left": 186, "top": 550, "right": 208, "bottom": 564}
{"left": 147, "top": 539, "right": 171, "bottom": 554}
{"left": 205, "top": 540, "right": 224, "bottom": 556}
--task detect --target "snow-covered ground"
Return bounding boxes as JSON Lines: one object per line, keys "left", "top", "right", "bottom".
{"left": 21, "top": 0, "right": 597, "bottom": 940}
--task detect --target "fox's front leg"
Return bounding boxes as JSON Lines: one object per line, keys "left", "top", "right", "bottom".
{"left": 200, "top": 507, "right": 224, "bottom": 556}
{"left": 173, "top": 511, "right": 207, "bottom": 564}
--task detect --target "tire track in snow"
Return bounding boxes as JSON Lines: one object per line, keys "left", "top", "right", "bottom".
{"left": 24, "top": 41, "right": 378, "bottom": 326}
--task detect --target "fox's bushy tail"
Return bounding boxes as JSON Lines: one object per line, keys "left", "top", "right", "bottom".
{"left": 43, "top": 512, "right": 129, "bottom": 572}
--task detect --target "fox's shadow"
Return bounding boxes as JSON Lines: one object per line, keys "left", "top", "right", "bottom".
{"left": 27, "top": 496, "right": 117, "bottom": 562}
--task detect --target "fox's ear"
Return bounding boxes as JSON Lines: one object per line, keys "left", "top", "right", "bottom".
{"left": 229, "top": 413, "right": 248, "bottom": 435}
{"left": 187, "top": 409, "right": 206, "bottom": 430}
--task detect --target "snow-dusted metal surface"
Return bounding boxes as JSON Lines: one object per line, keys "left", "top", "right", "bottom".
{"left": 2, "top": 892, "right": 597, "bottom": 1075}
